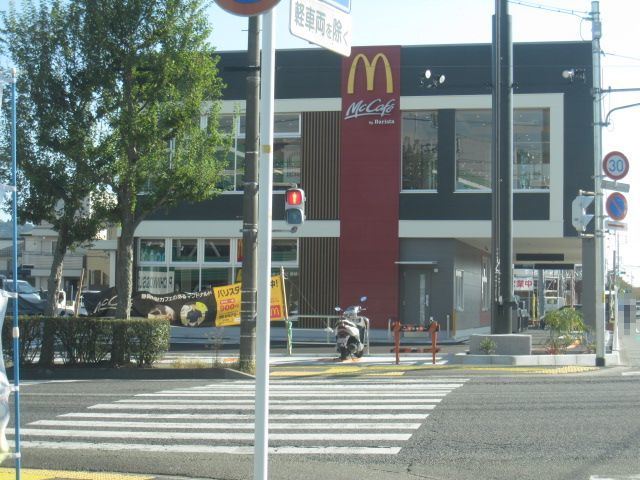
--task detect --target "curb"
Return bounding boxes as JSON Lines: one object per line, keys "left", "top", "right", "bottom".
{"left": 8, "top": 366, "right": 252, "bottom": 381}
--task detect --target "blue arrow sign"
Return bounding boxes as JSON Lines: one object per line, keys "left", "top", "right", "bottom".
{"left": 606, "top": 192, "right": 628, "bottom": 221}
{"left": 320, "top": 0, "right": 351, "bottom": 12}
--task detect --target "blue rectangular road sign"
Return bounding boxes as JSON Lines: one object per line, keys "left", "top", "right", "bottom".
{"left": 320, "top": 0, "right": 351, "bottom": 13}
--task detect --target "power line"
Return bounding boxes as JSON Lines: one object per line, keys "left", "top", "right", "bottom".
{"left": 508, "top": 0, "right": 590, "bottom": 19}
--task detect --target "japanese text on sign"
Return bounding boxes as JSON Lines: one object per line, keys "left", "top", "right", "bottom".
{"left": 513, "top": 277, "right": 534, "bottom": 291}
{"left": 290, "top": 0, "right": 352, "bottom": 57}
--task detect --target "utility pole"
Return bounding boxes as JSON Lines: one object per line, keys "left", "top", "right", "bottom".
{"left": 239, "top": 16, "right": 261, "bottom": 370}
{"left": 491, "top": 0, "right": 514, "bottom": 334}
{"left": 590, "top": 0, "right": 606, "bottom": 366}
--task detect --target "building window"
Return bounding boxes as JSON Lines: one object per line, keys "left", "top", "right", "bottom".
{"left": 455, "top": 269, "right": 464, "bottom": 311}
{"left": 139, "top": 239, "right": 166, "bottom": 263}
{"left": 218, "top": 113, "right": 301, "bottom": 191}
{"left": 172, "top": 239, "right": 198, "bottom": 263}
{"left": 201, "top": 268, "right": 232, "bottom": 290}
{"left": 272, "top": 240, "right": 297, "bottom": 262}
{"left": 170, "top": 267, "right": 199, "bottom": 293}
{"left": 513, "top": 108, "right": 550, "bottom": 190}
{"left": 401, "top": 111, "right": 438, "bottom": 190}
{"left": 481, "top": 257, "right": 490, "bottom": 312}
{"left": 455, "top": 108, "right": 551, "bottom": 191}
{"left": 204, "top": 239, "right": 230, "bottom": 263}
{"left": 455, "top": 110, "right": 491, "bottom": 190}
{"left": 237, "top": 239, "right": 299, "bottom": 264}
{"left": 138, "top": 266, "right": 172, "bottom": 294}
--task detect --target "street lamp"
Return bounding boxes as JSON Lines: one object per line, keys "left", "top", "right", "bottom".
{"left": 0, "top": 66, "right": 22, "bottom": 479}
{"left": 420, "top": 69, "right": 446, "bottom": 88}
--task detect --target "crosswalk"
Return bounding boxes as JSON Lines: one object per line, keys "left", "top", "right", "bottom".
{"left": 12, "top": 377, "right": 467, "bottom": 455}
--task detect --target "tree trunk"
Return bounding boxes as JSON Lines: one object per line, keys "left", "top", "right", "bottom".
{"left": 112, "top": 209, "right": 136, "bottom": 366}
{"left": 39, "top": 231, "right": 68, "bottom": 367}
{"left": 115, "top": 213, "right": 135, "bottom": 320}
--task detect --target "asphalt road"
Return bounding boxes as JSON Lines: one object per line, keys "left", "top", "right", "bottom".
{"left": 3, "top": 365, "right": 640, "bottom": 480}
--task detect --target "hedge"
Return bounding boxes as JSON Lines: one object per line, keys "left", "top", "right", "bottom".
{"left": 0, "top": 316, "right": 170, "bottom": 368}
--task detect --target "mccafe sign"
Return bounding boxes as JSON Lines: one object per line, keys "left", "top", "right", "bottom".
{"left": 342, "top": 48, "right": 400, "bottom": 126}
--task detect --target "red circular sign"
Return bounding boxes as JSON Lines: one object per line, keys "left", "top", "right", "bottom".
{"left": 214, "top": 0, "right": 281, "bottom": 16}
{"left": 602, "top": 151, "right": 629, "bottom": 181}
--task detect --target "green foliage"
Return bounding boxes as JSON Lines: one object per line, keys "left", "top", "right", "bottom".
{"left": 543, "top": 307, "right": 589, "bottom": 354}
{"left": 126, "top": 317, "right": 170, "bottom": 367}
{"left": 544, "top": 308, "right": 586, "bottom": 335}
{"left": 479, "top": 337, "right": 497, "bottom": 355}
{"left": 1, "top": 316, "right": 169, "bottom": 367}
{"left": 1, "top": 1, "right": 229, "bottom": 320}
{"left": 1, "top": 316, "right": 44, "bottom": 364}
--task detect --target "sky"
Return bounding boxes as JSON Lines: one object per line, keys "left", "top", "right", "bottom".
{"left": 206, "top": 0, "right": 639, "bottom": 285}
{"left": 0, "top": 0, "right": 638, "bottom": 285}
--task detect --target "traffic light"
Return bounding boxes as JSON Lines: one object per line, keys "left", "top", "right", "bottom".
{"left": 285, "top": 188, "right": 305, "bottom": 225}
{"left": 571, "top": 195, "right": 594, "bottom": 233}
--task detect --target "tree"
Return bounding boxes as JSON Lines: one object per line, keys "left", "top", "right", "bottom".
{"left": 1, "top": 1, "right": 114, "bottom": 314}
{"left": 73, "top": 0, "right": 227, "bottom": 319}
{"left": 1, "top": 0, "right": 115, "bottom": 365}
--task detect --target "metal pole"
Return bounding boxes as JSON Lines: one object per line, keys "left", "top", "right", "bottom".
{"left": 254, "top": 10, "right": 275, "bottom": 480}
{"left": 591, "top": 0, "right": 606, "bottom": 366}
{"left": 239, "top": 15, "right": 261, "bottom": 370}
{"left": 10, "top": 67, "right": 21, "bottom": 480}
{"left": 491, "top": 0, "right": 514, "bottom": 334}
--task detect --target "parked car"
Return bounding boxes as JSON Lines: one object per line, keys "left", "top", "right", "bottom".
{"left": 2, "top": 279, "right": 42, "bottom": 303}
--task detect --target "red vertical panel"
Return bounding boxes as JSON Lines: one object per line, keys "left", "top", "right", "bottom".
{"left": 339, "top": 46, "right": 401, "bottom": 328}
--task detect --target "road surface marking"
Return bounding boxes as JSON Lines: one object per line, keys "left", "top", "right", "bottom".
{"left": 13, "top": 441, "right": 402, "bottom": 455}
{"left": 16, "top": 378, "right": 466, "bottom": 455}
{"left": 0, "top": 468, "right": 151, "bottom": 480}
{"left": 32, "top": 420, "right": 423, "bottom": 430}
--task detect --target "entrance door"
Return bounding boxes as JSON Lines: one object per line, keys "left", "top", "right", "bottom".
{"left": 400, "top": 267, "right": 433, "bottom": 326}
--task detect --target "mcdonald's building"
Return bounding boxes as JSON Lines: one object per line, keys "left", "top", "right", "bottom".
{"left": 134, "top": 42, "right": 594, "bottom": 337}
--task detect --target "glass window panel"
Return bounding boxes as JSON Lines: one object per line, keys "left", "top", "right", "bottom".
{"left": 455, "top": 269, "right": 464, "bottom": 311}
{"left": 169, "top": 267, "right": 199, "bottom": 292}
{"left": 239, "top": 114, "right": 247, "bottom": 136}
{"left": 202, "top": 268, "right": 232, "bottom": 290}
{"left": 139, "top": 239, "right": 166, "bottom": 263}
{"left": 402, "top": 111, "right": 438, "bottom": 190}
{"left": 204, "top": 239, "right": 230, "bottom": 262}
{"left": 172, "top": 239, "right": 198, "bottom": 263}
{"left": 514, "top": 108, "right": 550, "bottom": 190}
{"left": 137, "top": 266, "right": 172, "bottom": 294}
{"left": 455, "top": 110, "right": 492, "bottom": 190}
{"left": 218, "top": 114, "right": 235, "bottom": 134}
{"left": 274, "top": 114, "right": 301, "bottom": 135}
{"left": 271, "top": 240, "right": 297, "bottom": 262}
{"left": 273, "top": 138, "right": 301, "bottom": 189}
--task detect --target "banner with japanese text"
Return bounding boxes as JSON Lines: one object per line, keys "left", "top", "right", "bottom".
{"left": 213, "top": 274, "right": 287, "bottom": 327}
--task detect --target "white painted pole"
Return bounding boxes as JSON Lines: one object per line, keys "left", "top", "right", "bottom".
{"left": 254, "top": 9, "right": 275, "bottom": 480}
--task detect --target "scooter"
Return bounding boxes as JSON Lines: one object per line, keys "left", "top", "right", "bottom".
{"left": 334, "top": 296, "right": 370, "bottom": 360}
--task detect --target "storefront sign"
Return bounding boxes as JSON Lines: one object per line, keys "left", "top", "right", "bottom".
{"left": 339, "top": 46, "right": 401, "bottom": 327}
{"left": 513, "top": 277, "right": 534, "bottom": 291}
{"left": 343, "top": 50, "right": 399, "bottom": 126}
{"left": 137, "top": 270, "right": 174, "bottom": 295}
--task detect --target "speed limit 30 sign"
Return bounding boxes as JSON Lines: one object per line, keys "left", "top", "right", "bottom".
{"left": 603, "top": 151, "right": 630, "bottom": 181}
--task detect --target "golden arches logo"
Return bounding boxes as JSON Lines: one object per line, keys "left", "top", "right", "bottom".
{"left": 347, "top": 53, "right": 394, "bottom": 95}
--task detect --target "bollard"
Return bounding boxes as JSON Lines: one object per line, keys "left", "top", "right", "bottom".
{"left": 428, "top": 320, "right": 439, "bottom": 365}
{"left": 392, "top": 320, "right": 401, "bottom": 365}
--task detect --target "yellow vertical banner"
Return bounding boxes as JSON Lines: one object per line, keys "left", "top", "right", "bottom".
{"left": 213, "top": 275, "right": 287, "bottom": 327}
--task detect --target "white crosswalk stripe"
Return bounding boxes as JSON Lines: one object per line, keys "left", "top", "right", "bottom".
{"left": 12, "top": 377, "right": 467, "bottom": 455}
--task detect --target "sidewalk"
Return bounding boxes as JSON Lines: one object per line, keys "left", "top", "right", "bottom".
{"left": 163, "top": 326, "right": 624, "bottom": 368}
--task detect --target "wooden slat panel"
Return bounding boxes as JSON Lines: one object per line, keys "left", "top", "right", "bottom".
{"left": 298, "top": 237, "right": 339, "bottom": 328}
{"left": 301, "top": 111, "right": 340, "bottom": 220}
